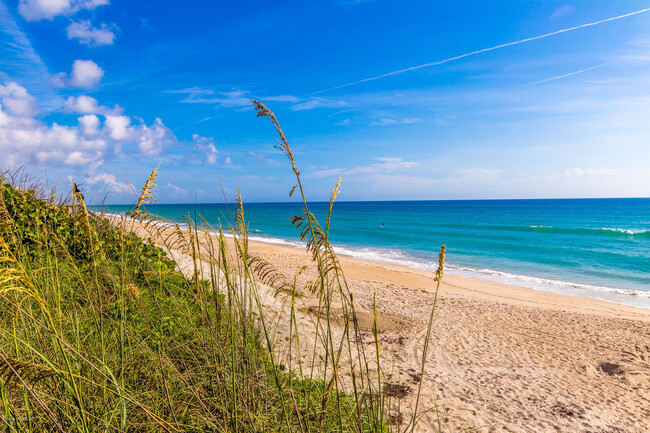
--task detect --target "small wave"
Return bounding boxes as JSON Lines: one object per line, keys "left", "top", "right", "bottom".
{"left": 246, "top": 234, "right": 649, "bottom": 307}
{"left": 332, "top": 245, "right": 434, "bottom": 270}
{"left": 248, "top": 234, "right": 437, "bottom": 271}
{"left": 599, "top": 227, "right": 649, "bottom": 235}
{"left": 448, "top": 265, "right": 650, "bottom": 299}
{"left": 248, "top": 235, "right": 304, "bottom": 249}
{"left": 99, "top": 211, "right": 125, "bottom": 219}
{"left": 522, "top": 225, "right": 650, "bottom": 238}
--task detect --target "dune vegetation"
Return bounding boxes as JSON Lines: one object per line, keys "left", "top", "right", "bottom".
{"left": 0, "top": 101, "right": 445, "bottom": 432}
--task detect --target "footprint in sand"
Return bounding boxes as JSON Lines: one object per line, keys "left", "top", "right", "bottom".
{"left": 599, "top": 362, "right": 625, "bottom": 376}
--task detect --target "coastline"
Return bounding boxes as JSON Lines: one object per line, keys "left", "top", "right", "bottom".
{"left": 244, "top": 236, "right": 650, "bottom": 322}
{"left": 117, "top": 215, "right": 650, "bottom": 432}
{"left": 247, "top": 231, "right": 650, "bottom": 310}
{"left": 101, "top": 210, "right": 650, "bottom": 310}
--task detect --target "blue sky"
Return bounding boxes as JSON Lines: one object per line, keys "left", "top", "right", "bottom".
{"left": 1, "top": 0, "right": 650, "bottom": 203}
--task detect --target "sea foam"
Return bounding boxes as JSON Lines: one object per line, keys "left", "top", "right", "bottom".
{"left": 246, "top": 233, "right": 650, "bottom": 309}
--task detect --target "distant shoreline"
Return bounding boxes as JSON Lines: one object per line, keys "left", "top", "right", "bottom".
{"left": 102, "top": 208, "right": 650, "bottom": 310}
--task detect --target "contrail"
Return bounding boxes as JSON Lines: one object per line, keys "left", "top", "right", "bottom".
{"left": 524, "top": 62, "right": 609, "bottom": 86}
{"left": 310, "top": 8, "right": 650, "bottom": 95}
{"left": 172, "top": 116, "right": 215, "bottom": 131}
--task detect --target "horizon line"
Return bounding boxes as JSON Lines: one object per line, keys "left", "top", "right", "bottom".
{"left": 93, "top": 196, "right": 650, "bottom": 207}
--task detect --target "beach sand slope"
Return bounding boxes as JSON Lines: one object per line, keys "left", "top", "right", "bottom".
{"left": 117, "top": 218, "right": 650, "bottom": 432}
{"left": 244, "top": 240, "right": 650, "bottom": 433}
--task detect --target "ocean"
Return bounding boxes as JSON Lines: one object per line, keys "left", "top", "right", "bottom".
{"left": 103, "top": 199, "right": 650, "bottom": 309}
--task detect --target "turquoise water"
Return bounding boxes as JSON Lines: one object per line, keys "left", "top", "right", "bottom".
{"left": 103, "top": 199, "right": 650, "bottom": 308}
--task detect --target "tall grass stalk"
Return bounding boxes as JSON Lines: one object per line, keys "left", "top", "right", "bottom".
{"left": 0, "top": 100, "right": 448, "bottom": 432}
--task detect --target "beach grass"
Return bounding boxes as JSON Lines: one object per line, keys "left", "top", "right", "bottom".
{"left": 0, "top": 101, "right": 446, "bottom": 432}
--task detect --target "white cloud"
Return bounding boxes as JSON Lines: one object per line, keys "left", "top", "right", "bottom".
{"left": 19, "top": 0, "right": 71, "bottom": 20}
{"left": 136, "top": 118, "right": 172, "bottom": 157}
{"left": 78, "top": 114, "right": 100, "bottom": 135}
{"left": 164, "top": 182, "right": 188, "bottom": 198}
{"left": 18, "top": 0, "right": 109, "bottom": 21}
{"left": 370, "top": 118, "right": 396, "bottom": 126}
{"left": 170, "top": 88, "right": 251, "bottom": 107}
{"left": 169, "top": 87, "right": 338, "bottom": 111}
{"left": 64, "top": 95, "right": 103, "bottom": 114}
{"left": 104, "top": 114, "right": 130, "bottom": 140}
{"left": 192, "top": 134, "right": 218, "bottom": 164}
{"left": 206, "top": 90, "right": 249, "bottom": 107}
{"left": 310, "top": 168, "right": 344, "bottom": 178}
{"left": 370, "top": 117, "right": 420, "bottom": 126}
{"left": 349, "top": 157, "right": 420, "bottom": 174}
{"left": 50, "top": 73, "right": 66, "bottom": 88}
{"left": 0, "top": 81, "right": 185, "bottom": 168}
{"left": 67, "top": 20, "right": 116, "bottom": 46}
{"left": 0, "top": 82, "right": 37, "bottom": 117}
{"left": 103, "top": 114, "right": 173, "bottom": 157}
{"left": 290, "top": 97, "right": 347, "bottom": 111}
{"left": 53, "top": 60, "right": 104, "bottom": 89}
{"left": 562, "top": 167, "right": 621, "bottom": 179}
{"left": 70, "top": 60, "right": 104, "bottom": 88}
{"left": 85, "top": 173, "right": 130, "bottom": 194}
{"left": 247, "top": 151, "right": 266, "bottom": 161}
{"left": 311, "top": 157, "right": 419, "bottom": 178}
{"left": 0, "top": 116, "right": 107, "bottom": 167}
{"left": 168, "top": 87, "right": 212, "bottom": 98}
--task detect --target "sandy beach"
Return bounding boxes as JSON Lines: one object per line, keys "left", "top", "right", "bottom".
{"left": 123, "top": 219, "right": 650, "bottom": 433}
{"left": 250, "top": 240, "right": 650, "bottom": 432}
